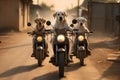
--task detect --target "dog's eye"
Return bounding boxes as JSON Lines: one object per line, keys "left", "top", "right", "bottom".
{"left": 80, "top": 20, "right": 82, "bottom": 22}
{"left": 58, "top": 14, "right": 60, "bottom": 16}
{"left": 62, "top": 13, "right": 64, "bottom": 15}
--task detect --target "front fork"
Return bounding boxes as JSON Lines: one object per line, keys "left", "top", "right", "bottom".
{"left": 55, "top": 45, "right": 68, "bottom": 66}
{"left": 76, "top": 44, "right": 86, "bottom": 58}
{"left": 36, "top": 43, "right": 45, "bottom": 59}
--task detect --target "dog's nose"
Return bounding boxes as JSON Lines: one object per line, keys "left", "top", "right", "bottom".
{"left": 80, "top": 23, "right": 83, "bottom": 26}
{"left": 39, "top": 22, "right": 41, "bottom": 25}
{"left": 59, "top": 17, "right": 63, "bottom": 21}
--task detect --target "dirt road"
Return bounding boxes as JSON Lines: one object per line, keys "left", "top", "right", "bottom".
{"left": 0, "top": 32, "right": 119, "bottom": 80}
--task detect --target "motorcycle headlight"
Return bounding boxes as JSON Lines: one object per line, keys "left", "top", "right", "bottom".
{"left": 57, "top": 35, "right": 65, "bottom": 43}
{"left": 78, "top": 35, "right": 84, "bottom": 41}
{"left": 37, "top": 36, "right": 43, "bottom": 42}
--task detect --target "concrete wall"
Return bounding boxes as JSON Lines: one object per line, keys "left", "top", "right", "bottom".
{"left": 19, "top": 0, "right": 23, "bottom": 31}
{"left": 0, "top": 0, "right": 19, "bottom": 31}
{"left": 0, "top": 0, "right": 31, "bottom": 32}
{"left": 88, "top": 2, "right": 120, "bottom": 35}
{"left": 19, "top": 1, "right": 30, "bottom": 31}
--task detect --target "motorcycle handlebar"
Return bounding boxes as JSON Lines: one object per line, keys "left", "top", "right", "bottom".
{"left": 89, "top": 31, "right": 93, "bottom": 33}
{"left": 44, "top": 29, "right": 53, "bottom": 34}
{"left": 73, "top": 29, "right": 93, "bottom": 34}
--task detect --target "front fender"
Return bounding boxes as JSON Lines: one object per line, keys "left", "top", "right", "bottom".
{"left": 57, "top": 48, "right": 66, "bottom": 53}
{"left": 36, "top": 46, "right": 43, "bottom": 50}
{"left": 78, "top": 46, "right": 85, "bottom": 51}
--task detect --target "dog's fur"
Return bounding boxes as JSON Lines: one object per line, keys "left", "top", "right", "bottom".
{"left": 74, "top": 17, "right": 90, "bottom": 32}
{"left": 34, "top": 18, "right": 46, "bottom": 32}
{"left": 51, "top": 11, "right": 72, "bottom": 61}
{"left": 32, "top": 18, "right": 48, "bottom": 57}
{"left": 53, "top": 11, "right": 72, "bottom": 32}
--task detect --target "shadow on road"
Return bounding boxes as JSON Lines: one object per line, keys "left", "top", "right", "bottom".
{"left": 0, "top": 43, "right": 31, "bottom": 50}
{"left": 32, "top": 71, "right": 60, "bottom": 80}
{"left": 32, "top": 62, "right": 82, "bottom": 80}
{"left": 89, "top": 35, "right": 120, "bottom": 80}
{"left": 98, "top": 56, "right": 120, "bottom": 80}
{"left": 65, "top": 62, "right": 82, "bottom": 72}
{"left": 90, "top": 38, "right": 119, "bottom": 50}
{"left": 0, "top": 64, "right": 38, "bottom": 78}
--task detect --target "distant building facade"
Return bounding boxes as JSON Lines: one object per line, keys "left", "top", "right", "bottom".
{"left": 88, "top": 2, "right": 120, "bottom": 35}
{"left": 0, "top": 0, "right": 32, "bottom": 32}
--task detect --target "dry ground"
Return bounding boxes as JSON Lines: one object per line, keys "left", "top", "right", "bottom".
{"left": 0, "top": 32, "right": 120, "bottom": 80}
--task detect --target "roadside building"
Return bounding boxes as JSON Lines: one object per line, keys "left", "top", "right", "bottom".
{"left": 0, "top": 0, "right": 32, "bottom": 32}
{"left": 88, "top": 1, "right": 120, "bottom": 35}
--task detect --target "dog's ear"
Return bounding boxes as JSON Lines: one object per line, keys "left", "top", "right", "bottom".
{"left": 35, "top": 18, "right": 38, "bottom": 23}
{"left": 83, "top": 18, "right": 87, "bottom": 26}
{"left": 53, "top": 12, "right": 56, "bottom": 18}
{"left": 42, "top": 18, "right": 46, "bottom": 23}
{"left": 64, "top": 12, "right": 67, "bottom": 17}
{"left": 84, "top": 18, "right": 87, "bottom": 23}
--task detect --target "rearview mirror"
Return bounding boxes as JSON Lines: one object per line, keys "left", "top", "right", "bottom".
{"left": 46, "top": 21, "right": 51, "bottom": 26}
{"left": 27, "top": 22, "right": 31, "bottom": 26}
{"left": 72, "top": 19, "right": 77, "bottom": 24}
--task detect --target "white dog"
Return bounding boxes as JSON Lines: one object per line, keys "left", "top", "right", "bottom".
{"left": 53, "top": 11, "right": 72, "bottom": 33}
{"left": 74, "top": 17, "right": 90, "bottom": 33}
{"left": 50, "top": 11, "right": 73, "bottom": 62}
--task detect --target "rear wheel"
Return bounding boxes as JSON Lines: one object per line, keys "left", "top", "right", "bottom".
{"left": 59, "top": 53, "right": 64, "bottom": 77}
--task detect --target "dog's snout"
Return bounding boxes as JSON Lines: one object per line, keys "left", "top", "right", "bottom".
{"left": 39, "top": 22, "right": 41, "bottom": 25}
{"left": 80, "top": 23, "right": 83, "bottom": 26}
{"left": 59, "top": 17, "right": 63, "bottom": 21}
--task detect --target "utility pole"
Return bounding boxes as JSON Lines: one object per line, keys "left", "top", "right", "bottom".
{"left": 88, "top": 0, "right": 92, "bottom": 30}
{"left": 77, "top": 0, "right": 80, "bottom": 17}
{"left": 37, "top": 0, "right": 39, "bottom": 5}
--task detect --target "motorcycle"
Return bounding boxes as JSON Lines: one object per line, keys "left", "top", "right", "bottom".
{"left": 71, "top": 19, "right": 93, "bottom": 66}
{"left": 27, "top": 22, "right": 52, "bottom": 66}
{"left": 46, "top": 21, "right": 72, "bottom": 77}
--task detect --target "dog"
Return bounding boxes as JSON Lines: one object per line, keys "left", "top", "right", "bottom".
{"left": 72, "top": 17, "right": 91, "bottom": 56}
{"left": 53, "top": 11, "right": 72, "bottom": 32}
{"left": 74, "top": 17, "right": 90, "bottom": 33}
{"left": 31, "top": 17, "right": 49, "bottom": 57}
{"left": 51, "top": 11, "right": 73, "bottom": 43}
{"left": 53, "top": 11, "right": 67, "bottom": 23}
{"left": 34, "top": 18, "right": 46, "bottom": 32}
{"left": 50, "top": 11, "right": 73, "bottom": 62}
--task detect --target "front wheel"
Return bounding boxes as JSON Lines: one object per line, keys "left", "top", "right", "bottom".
{"left": 36, "top": 50, "right": 43, "bottom": 66}
{"left": 79, "top": 51, "right": 85, "bottom": 66}
{"left": 59, "top": 53, "right": 64, "bottom": 77}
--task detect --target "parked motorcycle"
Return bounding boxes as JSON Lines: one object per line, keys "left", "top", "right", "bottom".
{"left": 71, "top": 19, "right": 93, "bottom": 66}
{"left": 46, "top": 21, "right": 72, "bottom": 77}
{"left": 27, "top": 22, "right": 52, "bottom": 66}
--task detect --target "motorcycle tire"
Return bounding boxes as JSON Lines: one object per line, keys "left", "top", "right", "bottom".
{"left": 58, "top": 53, "right": 64, "bottom": 77}
{"left": 79, "top": 51, "right": 85, "bottom": 66}
{"left": 36, "top": 49, "right": 43, "bottom": 66}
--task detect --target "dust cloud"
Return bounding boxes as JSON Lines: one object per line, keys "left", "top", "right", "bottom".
{"left": 30, "top": 9, "right": 76, "bottom": 27}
